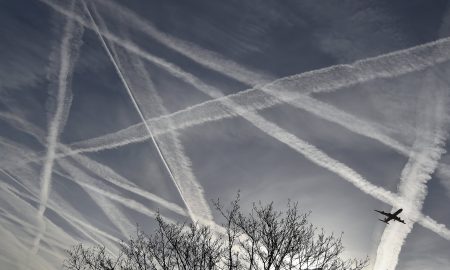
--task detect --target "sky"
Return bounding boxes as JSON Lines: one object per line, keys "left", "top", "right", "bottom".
{"left": 1, "top": 0, "right": 450, "bottom": 269}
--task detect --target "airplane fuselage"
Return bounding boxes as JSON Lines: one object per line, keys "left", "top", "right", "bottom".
{"left": 374, "top": 208, "right": 405, "bottom": 224}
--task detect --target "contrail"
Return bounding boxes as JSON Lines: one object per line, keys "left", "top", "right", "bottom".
{"left": 33, "top": 0, "right": 84, "bottom": 254}
{"left": 102, "top": 15, "right": 213, "bottom": 221}
{"left": 40, "top": 0, "right": 273, "bottom": 86}
{"left": 9, "top": 166, "right": 122, "bottom": 245}
{"left": 66, "top": 85, "right": 404, "bottom": 155}
{"left": 374, "top": 75, "right": 450, "bottom": 270}
{"left": 262, "top": 92, "right": 411, "bottom": 154}
{"left": 0, "top": 171, "right": 179, "bottom": 268}
{"left": 67, "top": 150, "right": 187, "bottom": 216}
{"left": 106, "top": 39, "right": 213, "bottom": 222}
{"left": 0, "top": 183, "right": 74, "bottom": 250}
{"left": 0, "top": 223, "right": 57, "bottom": 270}
{"left": 0, "top": 219, "right": 66, "bottom": 264}
{"left": 82, "top": 0, "right": 208, "bottom": 222}
{"left": 1, "top": 167, "right": 36, "bottom": 197}
{"left": 92, "top": 0, "right": 273, "bottom": 86}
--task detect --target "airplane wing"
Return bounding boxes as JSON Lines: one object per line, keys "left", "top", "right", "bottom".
{"left": 384, "top": 216, "right": 394, "bottom": 223}
{"left": 374, "top": 210, "right": 390, "bottom": 217}
{"left": 393, "top": 216, "right": 406, "bottom": 224}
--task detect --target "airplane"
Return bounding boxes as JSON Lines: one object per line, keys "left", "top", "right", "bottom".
{"left": 374, "top": 208, "right": 406, "bottom": 224}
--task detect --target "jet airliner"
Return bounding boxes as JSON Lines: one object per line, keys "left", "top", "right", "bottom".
{"left": 374, "top": 208, "right": 406, "bottom": 224}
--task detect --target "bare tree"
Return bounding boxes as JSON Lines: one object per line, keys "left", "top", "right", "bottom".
{"left": 64, "top": 196, "right": 368, "bottom": 270}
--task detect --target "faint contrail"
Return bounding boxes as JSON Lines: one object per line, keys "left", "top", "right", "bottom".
{"left": 0, "top": 183, "right": 74, "bottom": 249}
{"left": 82, "top": 0, "right": 208, "bottom": 222}
{"left": 0, "top": 223, "right": 57, "bottom": 270}
{"left": 0, "top": 136, "right": 123, "bottom": 251}
{"left": 0, "top": 207, "right": 68, "bottom": 252}
{"left": 374, "top": 75, "right": 450, "bottom": 270}
{"left": 4, "top": 142, "right": 193, "bottom": 231}
{"left": 5, "top": 160, "right": 179, "bottom": 247}
{"left": 33, "top": 0, "right": 84, "bottom": 254}
{"left": 0, "top": 184, "right": 74, "bottom": 253}
{"left": 68, "top": 151, "right": 187, "bottom": 216}
{"left": 0, "top": 172, "right": 110, "bottom": 254}
{"left": 0, "top": 113, "right": 185, "bottom": 240}
{"left": 53, "top": 161, "right": 179, "bottom": 224}
{"left": 0, "top": 176, "right": 120, "bottom": 258}
{"left": 0, "top": 167, "right": 36, "bottom": 200}
{"left": 57, "top": 160, "right": 137, "bottom": 237}
{"left": 5, "top": 165, "right": 122, "bottom": 249}
{"left": 0, "top": 112, "right": 187, "bottom": 217}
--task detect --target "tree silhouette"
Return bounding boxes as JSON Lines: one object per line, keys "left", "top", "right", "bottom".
{"left": 64, "top": 197, "right": 368, "bottom": 270}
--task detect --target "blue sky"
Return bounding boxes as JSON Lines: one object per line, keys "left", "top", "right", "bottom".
{"left": 1, "top": 1, "right": 450, "bottom": 269}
